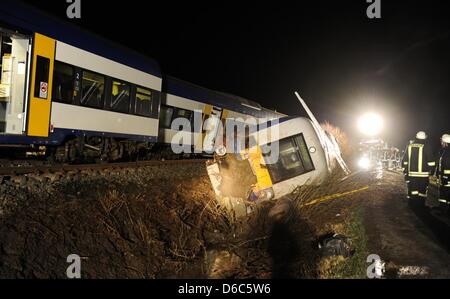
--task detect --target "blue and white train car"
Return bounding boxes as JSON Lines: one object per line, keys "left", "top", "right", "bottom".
{"left": 0, "top": 1, "right": 290, "bottom": 163}
{"left": 0, "top": 1, "right": 162, "bottom": 161}
{"left": 160, "top": 76, "right": 284, "bottom": 155}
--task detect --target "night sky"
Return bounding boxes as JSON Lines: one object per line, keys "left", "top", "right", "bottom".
{"left": 21, "top": 0, "right": 450, "bottom": 149}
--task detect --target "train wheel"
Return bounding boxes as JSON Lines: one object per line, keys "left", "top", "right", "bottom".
{"left": 46, "top": 147, "right": 58, "bottom": 164}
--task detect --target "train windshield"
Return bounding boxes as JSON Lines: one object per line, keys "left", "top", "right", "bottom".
{"left": 262, "top": 134, "right": 315, "bottom": 183}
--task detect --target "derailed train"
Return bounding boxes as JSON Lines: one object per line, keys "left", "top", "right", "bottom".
{"left": 0, "top": 1, "right": 281, "bottom": 162}
{"left": 0, "top": 1, "right": 345, "bottom": 199}
{"left": 207, "top": 116, "right": 346, "bottom": 208}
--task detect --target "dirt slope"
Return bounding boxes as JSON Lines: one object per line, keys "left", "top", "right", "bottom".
{"left": 0, "top": 162, "right": 353, "bottom": 279}
{"left": 1, "top": 161, "right": 447, "bottom": 279}
{"left": 0, "top": 163, "right": 233, "bottom": 279}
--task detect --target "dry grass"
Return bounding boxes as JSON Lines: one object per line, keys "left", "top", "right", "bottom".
{"left": 291, "top": 173, "right": 363, "bottom": 216}
{"left": 288, "top": 173, "right": 370, "bottom": 278}
{"left": 93, "top": 165, "right": 369, "bottom": 279}
{"left": 93, "top": 182, "right": 239, "bottom": 278}
{"left": 197, "top": 196, "right": 236, "bottom": 227}
{"left": 99, "top": 190, "right": 126, "bottom": 214}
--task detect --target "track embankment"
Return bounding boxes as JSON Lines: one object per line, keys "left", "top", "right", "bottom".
{"left": 2, "top": 161, "right": 446, "bottom": 279}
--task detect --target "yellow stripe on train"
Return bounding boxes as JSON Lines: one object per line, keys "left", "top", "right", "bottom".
{"left": 27, "top": 33, "right": 55, "bottom": 137}
{"left": 244, "top": 145, "right": 273, "bottom": 192}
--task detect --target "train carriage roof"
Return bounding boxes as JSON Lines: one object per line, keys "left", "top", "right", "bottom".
{"left": 0, "top": 0, "right": 161, "bottom": 78}
{"left": 163, "top": 76, "right": 284, "bottom": 119}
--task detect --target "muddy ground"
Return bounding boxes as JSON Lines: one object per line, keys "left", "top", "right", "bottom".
{"left": 0, "top": 162, "right": 448, "bottom": 279}
{"left": 362, "top": 170, "right": 450, "bottom": 278}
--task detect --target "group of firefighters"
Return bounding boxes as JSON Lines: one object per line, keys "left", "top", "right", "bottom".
{"left": 402, "top": 131, "right": 450, "bottom": 212}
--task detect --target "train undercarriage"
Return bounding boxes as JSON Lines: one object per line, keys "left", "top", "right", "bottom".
{"left": 47, "top": 136, "right": 153, "bottom": 163}
{"left": 0, "top": 136, "right": 179, "bottom": 168}
{"left": 0, "top": 135, "right": 201, "bottom": 164}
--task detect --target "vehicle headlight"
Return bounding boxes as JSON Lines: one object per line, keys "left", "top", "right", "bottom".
{"left": 358, "top": 157, "right": 371, "bottom": 170}
{"left": 309, "top": 146, "right": 317, "bottom": 153}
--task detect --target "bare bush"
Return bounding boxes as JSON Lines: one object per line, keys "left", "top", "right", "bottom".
{"left": 321, "top": 121, "right": 353, "bottom": 162}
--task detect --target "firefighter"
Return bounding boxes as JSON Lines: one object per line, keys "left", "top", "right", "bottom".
{"left": 437, "top": 134, "right": 450, "bottom": 209}
{"left": 402, "top": 140, "right": 414, "bottom": 190}
{"left": 402, "top": 131, "right": 434, "bottom": 205}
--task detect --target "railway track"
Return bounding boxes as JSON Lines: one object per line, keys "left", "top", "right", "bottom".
{"left": 0, "top": 159, "right": 209, "bottom": 176}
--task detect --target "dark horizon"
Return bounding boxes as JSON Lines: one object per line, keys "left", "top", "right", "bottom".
{"left": 19, "top": 0, "right": 450, "bottom": 149}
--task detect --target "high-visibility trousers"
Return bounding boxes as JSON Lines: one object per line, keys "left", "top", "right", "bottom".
{"left": 439, "top": 170, "right": 450, "bottom": 204}
{"left": 439, "top": 185, "right": 450, "bottom": 205}
{"left": 407, "top": 176, "right": 429, "bottom": 199}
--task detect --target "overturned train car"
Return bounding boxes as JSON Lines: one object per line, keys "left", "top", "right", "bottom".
{"left": 207, "top": 116, "right": 346, "bottom": 215}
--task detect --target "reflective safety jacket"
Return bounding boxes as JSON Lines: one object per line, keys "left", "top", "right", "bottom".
{"left": 438, "top": 148, "right": 450, "bottom": 187}
{"left": 402, "top": 141, "right": 434, "bottom": 178}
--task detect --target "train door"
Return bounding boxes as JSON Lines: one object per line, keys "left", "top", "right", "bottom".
{"left": 26, "top": 33, "right": 55, "bottom": 137}
{"left": 0, "top": 28, "right": 30, "bottom": 135}
{"left": 203, "top": 106, "right": 223, "bottom": 153}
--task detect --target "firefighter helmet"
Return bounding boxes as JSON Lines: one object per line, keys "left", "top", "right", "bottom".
{"left": 416, "top": 131, "right": 427, "bottom": 140}
{"left": 442, "top": 134, "right": 450, "bottom": 144}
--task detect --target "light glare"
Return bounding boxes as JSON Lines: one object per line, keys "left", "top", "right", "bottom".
{"left": 358, "top": 113, "right": 383, "bottom": 136}
{"left": 358, "top": 157, "right": 371, "bottom": 170}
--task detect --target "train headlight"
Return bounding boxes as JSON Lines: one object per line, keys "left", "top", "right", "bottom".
{"left": 358, "top": 157, "right": 371, "bottom": 170}
{"left": 265, "top": 189, "right": 274, "bottom": 200}
{"left": 309, "top": 146, "right": 317, "bottom": 154}
{"left": 254, "top": 188, "right": 275, "bottom": 201}
{"left": 215, "top": 145, "right": 227, "bottom": 157}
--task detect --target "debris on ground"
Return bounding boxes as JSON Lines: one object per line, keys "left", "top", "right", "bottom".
{"left": 317, "top": 233, "right": 354, "bottom": 258}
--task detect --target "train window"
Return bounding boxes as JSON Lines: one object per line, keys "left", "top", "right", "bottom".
{"left": 174, "top": 108, "right": 193, "bottom": 121}
{"left": 173, "top": 108, "right": 193, "bottom": 132}
{"left": 245, "top": 126, "right": 251, "bottom": 149}
{"left": 110, "top": 80, "right": 130, "bottom": 113}
{"left": 262, "top": 134, "right": 315, "bottom": 183}
{"left": 34, "top": 56, "right": 50, "bottom": 99}
{"left": 135, "top": 87, "right": 152, "bottom": 117}
{"left": 295, "top": 134, "right": 314, "bottom": 171}
{"left": 81, "top": 70, "right": 105, "bottom": 109}
{"left": 160, "top": 105, "right": 174, "bottom": 129}
{"left": 160, "top": 105, "right": 194, "bottom": 131}
{"left": 52, "top": 61, "right": 74, "bottom": 104}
